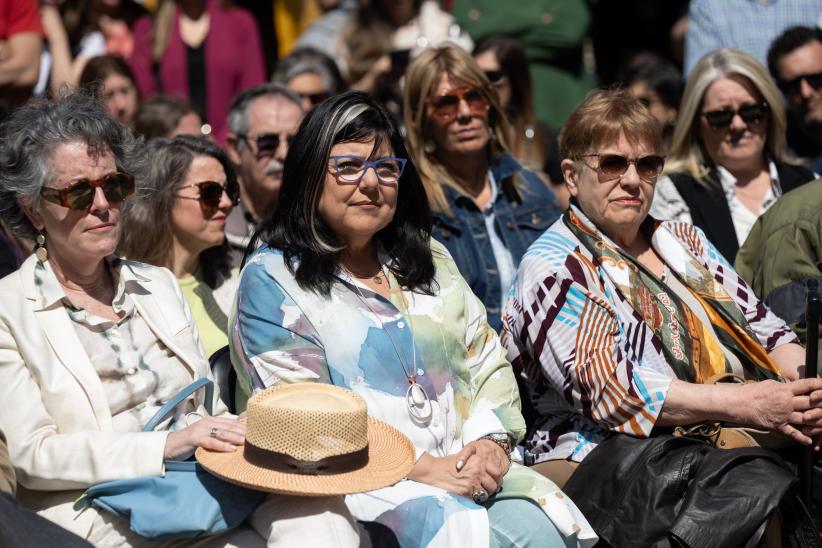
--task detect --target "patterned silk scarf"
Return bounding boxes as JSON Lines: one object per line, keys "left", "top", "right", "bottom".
{"left": 564, "top": 209, "right": 782, "bottom": 384}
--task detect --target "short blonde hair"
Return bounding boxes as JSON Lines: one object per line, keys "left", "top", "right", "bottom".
{"left": 666, "top": 48, "right": 795, "bottom": 179}
{"left": 403, "top": 43, "right": 511, "bottom": 215}
{"left": 559, "top": 87, "right": 663, "bottom": 161}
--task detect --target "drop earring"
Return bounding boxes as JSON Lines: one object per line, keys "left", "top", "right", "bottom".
{"left": 423, "top": 141, "right": 436, "bottom": 154}
{"left": 34, "top": 231, "right": 47, "bottom": 262}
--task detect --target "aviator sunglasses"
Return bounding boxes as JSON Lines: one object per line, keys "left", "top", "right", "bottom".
{"left": 700, "top": 102, "right": 769, "bottom": 129}
{"left": 429, "top": 86, "right": 489, "bottom": 122}
{"left": 177, "top": 180, "right": 240, "bottom": 208}
{"left": 580, "top": 154, "right": 665, "bottom": 183}
{"left": 236, "top": 132, "right": 295, "bottom": 159}
{"left": 40, "top": 171, "right": 135, "bottom": 210}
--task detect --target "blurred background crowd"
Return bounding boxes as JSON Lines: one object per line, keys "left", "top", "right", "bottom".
{"left": 4, "top": 1, "right": 822, "bottom": 544}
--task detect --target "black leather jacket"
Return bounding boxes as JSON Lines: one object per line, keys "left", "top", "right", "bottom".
{"left": 562, "top": 434, "right": 821, "bottom": 548}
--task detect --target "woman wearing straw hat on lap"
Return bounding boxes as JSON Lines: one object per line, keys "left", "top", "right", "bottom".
{"left": 229, "top": 91, "right": 596, "bottom": 547}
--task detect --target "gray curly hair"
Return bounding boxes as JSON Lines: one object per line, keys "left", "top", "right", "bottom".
{"left": 0, "top": 90, "right": 144, "bottom": 240}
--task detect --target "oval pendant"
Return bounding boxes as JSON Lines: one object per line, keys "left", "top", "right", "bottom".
{"left": 406, "top": 382, "right": 432, "bottom": 421}
{"left": 410, "top": 383, "right": 426, "bottom": 405}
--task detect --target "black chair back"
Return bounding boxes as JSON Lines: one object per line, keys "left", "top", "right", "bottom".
{"left": 208, "top": 345, "right": 236, "bottom": 414}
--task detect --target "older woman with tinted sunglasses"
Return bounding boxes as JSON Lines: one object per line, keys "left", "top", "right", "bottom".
{"left": 120, "top": 136, "right": 240, "bottom": 359}
{"left": 649, "top": 48, "right": 815, "bottom": 264}
{"left": 404, "top": 43, "right": 561, "bottom": 332}
{"left": 503, "top": 88, "right": 822, "bottom": 545}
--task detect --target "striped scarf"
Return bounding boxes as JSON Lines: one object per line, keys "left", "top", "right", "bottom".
{"left": 564, "top": 209, "right": 781, "bottom": 383}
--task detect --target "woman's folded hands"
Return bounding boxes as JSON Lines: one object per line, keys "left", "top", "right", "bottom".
{"left": 406, "top": 440, "right": 510, "bottom": 498}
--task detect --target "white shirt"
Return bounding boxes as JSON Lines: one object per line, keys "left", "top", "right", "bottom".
{"left": 483, "top": 170, "right": 517, "bottom": 298}
{"left": 650, "top": 161, "right": 782, "bottom": 245}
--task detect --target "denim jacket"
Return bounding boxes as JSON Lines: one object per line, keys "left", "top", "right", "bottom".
{"left": 432, "top": 154, "right": 560, "bottom": 331}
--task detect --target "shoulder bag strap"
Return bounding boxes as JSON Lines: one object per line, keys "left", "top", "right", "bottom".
{"left": 142, "top": 378, "right": 214, "bottom": 432}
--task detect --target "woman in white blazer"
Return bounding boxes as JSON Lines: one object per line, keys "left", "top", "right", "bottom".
{"left": 0, "top": 91, "right": 362, "bottom": 547}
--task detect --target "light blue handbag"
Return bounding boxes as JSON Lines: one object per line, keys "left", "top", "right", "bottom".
{"left": 74, "top": 378, "right": 266, "bottom": 539}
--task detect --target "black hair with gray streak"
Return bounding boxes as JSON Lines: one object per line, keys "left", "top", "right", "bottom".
{"left": 252, "top": 91, "right": 435, "bottom": 296}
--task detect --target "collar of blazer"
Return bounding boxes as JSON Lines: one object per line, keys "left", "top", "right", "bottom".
{"left": 19, "top": 254, "right": 205, "bottom": 430}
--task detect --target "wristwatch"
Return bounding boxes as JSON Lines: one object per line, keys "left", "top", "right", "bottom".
{"left": 479, "top": 433, "right": 512, "bottom": 461}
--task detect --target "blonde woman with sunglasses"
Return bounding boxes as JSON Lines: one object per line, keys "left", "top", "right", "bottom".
{"left": 649, "top": 48, "right": 815, "bottom": 264}
{"left": 120, "top": 136, "right": 241, "bottom": 360}
{"left": 404, "top": 43, "right": 561, "bottom": 332}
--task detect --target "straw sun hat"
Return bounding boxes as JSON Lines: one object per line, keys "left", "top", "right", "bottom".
{"left": 196, "top": 383, "right": 415, "bottom": 496}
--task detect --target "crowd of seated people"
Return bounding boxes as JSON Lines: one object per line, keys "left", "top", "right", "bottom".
{"left": 2, "top": 0, "right": 822, "bottom": 546}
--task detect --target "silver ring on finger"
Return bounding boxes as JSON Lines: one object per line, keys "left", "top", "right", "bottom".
{"left": 210, "top": 427, "right": 219, "bottom": 439}
{"left": 472, "top": 488, "right": 488, "bottom": 504}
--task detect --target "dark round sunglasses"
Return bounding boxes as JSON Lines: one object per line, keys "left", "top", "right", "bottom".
{"left": 40, "top": 172, "right": 135, "bottom": 210}
{"left": 580, "top": 154, "right": 665, "bottom": 183}
{"left": 701, "top": 102, "right": 769, "bottom": 129}
{"left": 177, "top": 180, "right": 240, "bottom": 208}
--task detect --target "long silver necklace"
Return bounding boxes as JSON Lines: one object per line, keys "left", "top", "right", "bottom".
{"left": 341, "top": 264, "right": 433, "bottom": 422}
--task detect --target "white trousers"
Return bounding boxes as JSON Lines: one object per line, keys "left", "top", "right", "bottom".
{"left": 85, "top": 494, "right": 365, "bottom": 548}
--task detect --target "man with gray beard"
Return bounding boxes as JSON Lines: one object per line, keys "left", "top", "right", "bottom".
{"left": 226, "top": 84, "right": 304, "bottom": 264}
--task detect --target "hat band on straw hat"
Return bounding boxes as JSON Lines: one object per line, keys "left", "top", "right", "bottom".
{"left": 244, "top": 441, "right": 370, "bottom": 476}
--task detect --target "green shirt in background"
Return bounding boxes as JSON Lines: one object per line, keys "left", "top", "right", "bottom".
{"left": 735, "top": 177, "right": 822, "bottom": 371}
{"left": 178, "top": 272, "right": 229, "bottom": 359}
{"left": 453, "top": 0, "right": 593, "bottom": 130}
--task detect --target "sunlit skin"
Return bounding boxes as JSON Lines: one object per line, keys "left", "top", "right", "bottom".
{"left": 698, "top": 75, "right": 768, "bottom": 176}
{"left": 776, "top": 40, "right": 822, "bottom": 126}
{"left": 426, "top": 74, "right": 491, "bottom": 158}
{"left": 170, "top": 111, "right": 205, "bottom": 138}
{"left": 25, "top": 142, "right": 122, "bottom": 266}
{"left": 562, "top": 132, "right": 658, "bottom": 247}
{"left": 318, "top": 138, "right": 398, "bottom": 253}
{"left": 287, "top": 72, "right": 328, "bottom": 111}
{"left": 102, "top": 72, "right": 138, "bottom": 125}
{"left": 473, "top": 50, "right": 511, "bottom": 107}
{"left": 170, "top": 155, "right": 233, "bottom": 274}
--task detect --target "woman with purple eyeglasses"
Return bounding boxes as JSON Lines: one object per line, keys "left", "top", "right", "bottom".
{"left": 650, "top": 48, "right": 815, "bottom": 264}
{"left": 0, "top": 91, "right": 367, "bottom": 547}
{"left": 231, "top": 90, "right": 597, "bottom": 547}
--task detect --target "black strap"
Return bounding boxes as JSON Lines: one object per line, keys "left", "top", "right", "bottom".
{"left": 670, "top": 170, "right": 739, "bottom": 263}
{"left": 244, "top": 440, "right": 369, "bottom": 476}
